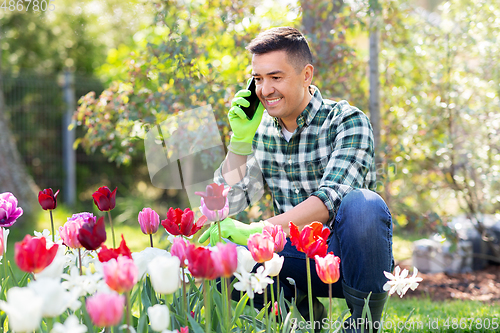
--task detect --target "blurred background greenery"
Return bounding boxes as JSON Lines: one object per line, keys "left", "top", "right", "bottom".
{"left": 1, "top": 0, "right": 499, "bottom": 253}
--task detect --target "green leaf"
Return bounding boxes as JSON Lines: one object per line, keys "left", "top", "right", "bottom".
{"left": 232, "top": 293, "right": 249, "bottom": 326}
{"left": 187, "top": 313, "right": 205, "bottom": 333}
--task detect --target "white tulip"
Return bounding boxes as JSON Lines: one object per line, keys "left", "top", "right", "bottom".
{"left": 35, "top": 245, "right": 66, "bottom": 280}
{"left": 29, "top": 277, "right": 80, "bottom": 317}
{"left": 133, "top": 247, "right": 171, "bottom": 279}
{"left": 148, "top": 304, "right": 170, "bottom": 332}
{"left": 0, "top": 287, "right": 43, "bottom": 332}
{"left": 51, "top": 315, "right": 87, "bottom": 333}
{"left": 147, "top": 256, "right": 180, "bottom": 294}
{"left": 264, "top": 253, "right": 284, "bottom": 277}
{"left": 236, "top": 246, "right": 257, "bottom": 274}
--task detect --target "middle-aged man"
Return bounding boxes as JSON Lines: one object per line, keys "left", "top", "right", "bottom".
{"left": 200, "top": 26, "right": 393, "bottom": 333}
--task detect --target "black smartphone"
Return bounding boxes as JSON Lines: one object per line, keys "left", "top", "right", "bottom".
{"left": 240, "top": 77, "right": 259, "bottom": 120}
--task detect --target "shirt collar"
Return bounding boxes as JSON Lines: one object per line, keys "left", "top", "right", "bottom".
{"left": 272, "top": 85, "right": 322, "bottom": 130}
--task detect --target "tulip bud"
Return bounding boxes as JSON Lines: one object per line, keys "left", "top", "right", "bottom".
{"left": 38, "top": 188, "right": 59, "bottom": 210}
{"left": 147, "top": 256, "right": 180, "bottom": 294}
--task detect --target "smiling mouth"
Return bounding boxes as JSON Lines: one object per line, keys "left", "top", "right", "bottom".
{"left": 265, "top": 97, "right": 282, "bottom": 107}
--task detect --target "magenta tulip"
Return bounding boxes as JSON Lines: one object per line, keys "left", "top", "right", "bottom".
{"left": 0, "top": 192, "right": 23, "bottom": 227}
{"left": 211, "top": 242, "right": 238, "bottom": 278}
{"left": 138, "top": 207, "right": 160, "bottom": 235}
{"left": 86, "top": 292, "right": 125, "bottom": 327}
{"left": 171, "top": 237, "right": 188, "bottom": 268}
{"left": 263, "top": 224, "right": 287, "bottom": 253}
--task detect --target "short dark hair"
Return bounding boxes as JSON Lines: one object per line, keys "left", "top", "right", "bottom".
{"left": 246, "top": 27, "right": 313, "bottom": 72}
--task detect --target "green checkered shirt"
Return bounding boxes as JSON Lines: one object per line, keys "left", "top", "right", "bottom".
{"left": 215, "top": 86, "right": 376, "bottom": 228}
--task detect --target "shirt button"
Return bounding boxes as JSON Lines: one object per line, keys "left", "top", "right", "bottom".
{"left": 295, "top": 189, "right": 299, "bottom": 194}
{"left": 288, "top": 159, "right": 292, "bottom": 164}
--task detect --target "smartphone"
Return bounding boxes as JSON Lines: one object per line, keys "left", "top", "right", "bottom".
{"left": 241, "top": 77, "right": 259, "bottom": 120}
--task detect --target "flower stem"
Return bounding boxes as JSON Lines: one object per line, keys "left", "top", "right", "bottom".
{"left": 277, "top": 274, "right": 281, "bottom": 325}
{"left": 270, "top": 282, "right": 276, "bottom": 332}
{"left": 125, "top": 291, "right": 131, "bottom": 332}
{"left": 107, "top": 210, "right": 116, "bottom": 248}
{"left": 203, "top": 280, "right": 211, "bottom": 333}
{"left": 149, "top": 234, "right": 154, "bottom": 248}
{"left": 264, "top": 288, "right": 269, "bottom": 333}
{"left": 305, "top": 256, "right": 314, "bottom": 326}
{"left": 78, "top": 248, "right": 82, "bottom": 276}
{"left": 249, "top": 296, "right": 257, "bottom": 331}
{"left": 49, "top": 210, "right": 55, "bottom": 243}
{"left": 181, "top": 266, "right": 188, "bottom": 323}
{"left": 329, "top": 283, "right": 333, "bottom": 333}
{"left": 216, "top": 211, "right": 222, "bottom": 244}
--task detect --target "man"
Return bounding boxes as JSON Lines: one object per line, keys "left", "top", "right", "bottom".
{"left": 201, "top": 27, "right": 393, "bottom": 332}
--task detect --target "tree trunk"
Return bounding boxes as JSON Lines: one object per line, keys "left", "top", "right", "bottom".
{"left": 369, "top": 3, "right": 381, "bottom": 166}
{"left": 0, "top": 25, "right": 39, "bottom": 218}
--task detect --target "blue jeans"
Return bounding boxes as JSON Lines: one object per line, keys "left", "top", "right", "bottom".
{"left": 271, "top": 189, "right": 393, "bottom": 302}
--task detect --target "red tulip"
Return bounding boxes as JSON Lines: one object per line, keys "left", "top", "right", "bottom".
{"left": 38, "top": 188, "right": 59, "bottom": 210}
{"left": 92, "top": 186, "right": 117, "bottom": 212}
{"left": 263, "top": 224, "right": 287, "bottom": 253}
{"left": 315, "top": 252, "right": 341, "bottom": 284}
{"left": 186, "top": 244, "right": 220, "bottom": 280}
{"left": 211, "top": 242, "right": 238, "bottom": 278}
{"left": 78, "top": 216, "right": 107, "bottom": 251}
{"left": 98, "top": 235, "right": 132, "bottom": 262}
{"left": 161, "top": 207, "right": 206, "bottom": 237}
{"left": 15, "top": 234, "right": 58, "bottom": 273}
{"left": 289, "top": 221, "right": 330, "bottom": 259}
{"left": 247, "top": 233, "right": 275, "bottom": 263}
{"left": 194, "top": 183, "right": 230, "bottom": 211}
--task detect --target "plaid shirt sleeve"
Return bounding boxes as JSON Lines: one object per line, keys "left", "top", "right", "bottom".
{"left": 213, "top": 154, "right": 265, "bottom": 216}
{"left": 311, "top": 100, "right": 375, "bottom": 225}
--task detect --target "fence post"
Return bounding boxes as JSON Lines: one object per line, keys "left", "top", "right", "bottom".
{"left": 62, "top": 71, "right": 76, "bottom": 207}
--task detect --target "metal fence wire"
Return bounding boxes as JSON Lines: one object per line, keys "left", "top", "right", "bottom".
{"left": 3, "top": 71, "right": 126, "bottom": 208}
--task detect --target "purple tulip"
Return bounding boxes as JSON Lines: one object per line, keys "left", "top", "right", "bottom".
{"left": 0, "top": 192, "right": 23, "bottom": 227}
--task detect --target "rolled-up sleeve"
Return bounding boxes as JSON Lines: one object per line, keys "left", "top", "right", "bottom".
{"left": 311, "top": 105, "right": 374, "bottom": 225}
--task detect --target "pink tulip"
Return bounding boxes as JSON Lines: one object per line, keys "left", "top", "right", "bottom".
{"left": 103, "top": 256, "right": 138, "bottom": 293}
{"left": 199, "top": 197, "right": 229, "bottom": 222}
{"left": 247, "top": 233, "right": 274, "bottom": 263}
{"left": 315, "top": 252, "right": 341, "bottom": 284}
{"left": 86, "top": 292, "right": 125, "bottom": 327}
{"left": 263, "top": 224, "right": 287, "bottom": 253}
{"left": 138, "top": 207, "right": 160, "bottom": 235}
{"left": 211, "top": 242, "right": 238, "bottom": 278}
{"left": 171, "top": 237, "right": 188, "bottom": 268}
{"left": 59, "top": 217, "right": 87, "bottom": 249}
{"left": 0, "top": 192, "right": 23, "bottom": 227}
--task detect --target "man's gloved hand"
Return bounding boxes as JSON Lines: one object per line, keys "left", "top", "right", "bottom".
{"left": 228, "top": 86, "right": 265, "bottom": 156}
{"left": 198, "top": 217, "right": 265, "bottom": 246}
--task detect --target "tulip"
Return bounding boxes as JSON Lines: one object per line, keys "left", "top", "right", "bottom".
{"left": 132, "top": 247, "right": 171, "bottom": 279}
{"left": 35, "top": 245, "right": 66, "bottom": 280}
{"left": 92, "top": 186, "right": 117, "bottom": 212}
{"left": 0, "top": 287, "right": 43, "bottom": 333}
{"left": 138, "top": 207, "right": 160, "bottom": 234}
{"left": 199, "top": 196, "right": 229, "bottom": 222}
{"left": 289, "top": 221, "right": 330, "bottom": 258}
{"left": 236, "top": 246, "right": 257, "bottom": 274}
{"left": 170, "top": 237, "right": 188, "bottom": 268}
{"left": 147, "top": 255, "right": 181, "bottom": 294}
{"left": 315, "top": 252, "right": 341, "bottom": 284}
{"left": 161, "top": 207, "right": 206, "bottom": 237}
{"left": 98, "top": 235, "right": 132, "bottom": 262}
{"left": 103, "top": 256, "right": 138, "bottom": 293}
{"left": 194, "top": 183, "right": 230, "bottom": 211}
{"left": 263, "top": 224, "right": 287, "bottom": 253}
{"left": 29, "top": 277, "right": 79, "bottom": 317}
{"left": 247, "top": 233, "right": 275, "bottom": 263}
{"left": 15, "top": 234, "right": 58, "bottom": 273}
{"left": 264, "top": 253, "right": 284, "bottom": 277}
{"left": 86, "top": 292, "right": 125, "bottom": 327}
{"left": 67, "top": 212, "right": 95, "bottom": 223}
{"left": 211, "top": 242, "right": 238, "bottom": 278}
{"left": 186, "top": 244, "right": 220, "bottom": 280}
{"left": 148, "top": 304, "right": 170, "bottom": 332}
{"left": 38, "top": 188, "right": 59, "bottom": 210}
{"left": 0, "top": 192, "right": 23, "bottom": 227}
{"left": 78, "top": 216, "right": 107, "bottom": 250}
{"left": 51, "top": 315, "right": 87, "bottom": 333}
{"left": 59, "top": 217, "right": 87, "bottom": 249}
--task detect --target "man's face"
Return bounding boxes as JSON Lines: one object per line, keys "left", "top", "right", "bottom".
{"left": 251, "top": 50, "right": 313, "bottom": 129}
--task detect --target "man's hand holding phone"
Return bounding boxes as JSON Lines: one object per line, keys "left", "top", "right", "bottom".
{"left": 227, "top": 78, "right": 264, "bottom": 156}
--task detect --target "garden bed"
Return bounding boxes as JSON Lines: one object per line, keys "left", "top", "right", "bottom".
{"left": 403, "top": 264, "right": 500, "bottom": 303}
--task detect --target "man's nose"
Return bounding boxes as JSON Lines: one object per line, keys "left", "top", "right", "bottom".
{"left": 260, "top": 79, "right": 275, "bottom": 97}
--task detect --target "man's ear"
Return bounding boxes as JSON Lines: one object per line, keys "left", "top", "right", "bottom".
{"left": 303, "top": 64, "right": 314, "bottom": 87}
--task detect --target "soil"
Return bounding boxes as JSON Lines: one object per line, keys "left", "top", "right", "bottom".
{"left": 399, "top": 263, "right": 500, "bottom": 303}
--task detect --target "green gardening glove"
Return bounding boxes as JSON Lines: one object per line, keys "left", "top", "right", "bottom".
{"left": 228, "top": 87, "right": 265, "bottom": 155}
{"left": 198, "top": 217, "right": 265, "bottom": 246}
